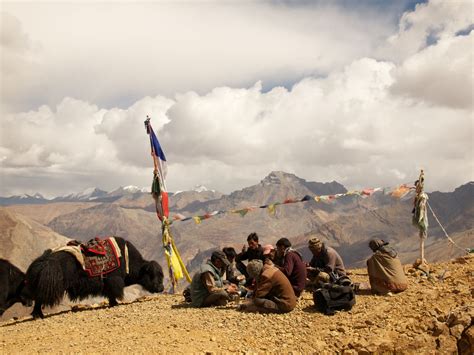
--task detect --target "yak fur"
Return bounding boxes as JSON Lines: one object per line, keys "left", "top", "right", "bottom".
{"left": 24, "top": 237, "right": 164, "bottom": 318}
{"left": 0, "top": 259, "right": 32, "bottom": 316}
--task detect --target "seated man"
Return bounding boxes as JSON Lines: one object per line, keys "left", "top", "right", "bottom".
{"left": 367, "top": 239, "right": 408, "bottom": 295}
{"left": 235, "top": 232, "right": 264, "bottom": 279}
{"left": 239, "top": 259, "right": 296, "bottom": 314}
{"left": 222, "top": 247, "right": 246, "bottom": 285}
{"left": 275, "top": 238, "right": 307, "bottom": 297}
{"left": 262, "top": 244, "right": 276, "bottom": 265}
{"left": 306, "top": 238, "right": 346, "bottom": 288}
{"left": 190, "top": 251, "right": 238, "bottom": 307}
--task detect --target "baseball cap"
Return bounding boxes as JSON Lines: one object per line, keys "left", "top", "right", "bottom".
{"left": 211, "top": 250, "right": 230, "bottom": 266}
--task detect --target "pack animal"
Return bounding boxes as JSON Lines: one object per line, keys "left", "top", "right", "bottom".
{"left": 0, "top": 259, "right": 32, "bottom": 316}
{"left": 24, "top": 237, "right": 164, "bottom": 318}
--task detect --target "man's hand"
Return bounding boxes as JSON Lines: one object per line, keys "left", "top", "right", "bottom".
{"left": 241, "top": 244, "right": 247, "bottom": 253}
{"left": 226, "top": 283, "right": 239, "bottom": 294}
{"left": 307, "top": 266, "right": 320, "bottom": 277}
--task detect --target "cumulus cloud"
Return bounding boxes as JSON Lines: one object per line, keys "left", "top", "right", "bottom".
{"left": 391, "top": 32, "right": 473, "bottom": 109}
{"left": 376, "top": 0, "right": 472, "bottom": 62}
{"left": 0, "top": 0, "right": 472, "bottom": 196}
{"left": 1, "top": 2, "right": 392, "bottom": 112}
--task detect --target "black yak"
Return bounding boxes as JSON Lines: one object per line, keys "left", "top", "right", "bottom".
{"left": 0, "top": 259, "right": 32, "bottom": 316}
{"left": 24, "top": 237, "right": 164, "bottom": 319}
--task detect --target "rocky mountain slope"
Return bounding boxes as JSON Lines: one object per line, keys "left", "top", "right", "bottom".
{"left": 46, "top": 204, "right": 164, "bottom": 261}
{"left": 2, "top": 174, "right": 472, "bottom": 276}
{"left": 1, "top": 256, "right": 473, "bottom": 354}
{"left": 0, "top": 208, "right": 70, "bottom": 271}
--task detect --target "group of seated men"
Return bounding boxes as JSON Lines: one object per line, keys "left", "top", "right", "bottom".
{"left": 189, "top": 232, "right": 407, "bottom": 313}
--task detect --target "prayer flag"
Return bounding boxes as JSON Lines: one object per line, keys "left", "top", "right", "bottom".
{"left": 146, "top": 119, "right": 169, "bottom": 220}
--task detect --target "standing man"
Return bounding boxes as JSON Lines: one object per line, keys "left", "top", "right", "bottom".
{"left": 275, "top": 238, "right": 307, "bottom": 297}
{"left": 235, "top": 232, "right": 264, "bottom": 279}
{"left": 239, "top": 260, "right": 296, "bottom": 314}
{"left": 190, "top": 251, "right": 239, "bottom": 307}
{"left": 307, "top": 238, "right": 346, "bottom": 287}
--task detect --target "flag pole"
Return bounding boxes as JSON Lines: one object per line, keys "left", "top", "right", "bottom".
{"left": 144, "top": 116, "right": 191, "bottom": 294}
{"left": 413, "top": 169, "right": 428, "bottom": 264}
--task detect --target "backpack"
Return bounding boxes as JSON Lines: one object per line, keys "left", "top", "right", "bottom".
{"left": 313, "top": 277, "right": 356, "bottom": 315}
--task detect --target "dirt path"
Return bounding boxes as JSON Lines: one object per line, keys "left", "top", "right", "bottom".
{"left": 1, "top": 258, "right": 473, "bottom": 353}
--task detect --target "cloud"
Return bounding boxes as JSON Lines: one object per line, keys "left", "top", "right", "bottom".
{"left": 391, "top": 32, "right": 473, "bottom": 109}
{"left": 376, "top": 0, "right": 472, "bottom": 62}
{"left": 0, "top": 0, "right": 472, "bottom": 196}
{"left": 1, "top": 2, "right": 393, "bottom": 112}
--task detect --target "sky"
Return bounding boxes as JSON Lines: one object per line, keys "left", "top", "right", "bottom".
{"left": 0, "top": 0, "right": 472, "bottom": 197}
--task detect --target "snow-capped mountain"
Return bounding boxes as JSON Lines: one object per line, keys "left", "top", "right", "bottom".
{"left": 0, "top": 193, "right": 49, "bottom": 205}
{"left": 193, "top": 184, "right": 214, "bottom": 193}
{"left": 52, "top": 187, "right": 108, "bottom": 202}
{"left": 108, "top": 185, "right": 149, "bottom": 196}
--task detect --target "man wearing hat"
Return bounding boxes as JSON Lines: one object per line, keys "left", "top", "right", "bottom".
{"left": 239, "top": 259, "right": 296, "bottom": 313}
{"left": 190, "top": 250, "right": 239, "bottom": 307}
{"left": 367, "top": 238, "right": 408, "bottom": 294}
{"left": 307, "top": 238, "right": 346, "bottom": 288}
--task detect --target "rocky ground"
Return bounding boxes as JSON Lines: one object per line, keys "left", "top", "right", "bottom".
{"left": 1, "top": 256, "right": 473, "bottom": 354}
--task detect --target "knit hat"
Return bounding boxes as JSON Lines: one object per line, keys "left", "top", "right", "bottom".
{"left": 369, "top": 239, "right": 388, "bottom": 252}
{"left": 262, "top": 244, "right": 275, "bottom": 256}
{"left": 308, "top": 237, "right": 323, "bottom": 249}
{"left": 246, "top": 259, "right": 264, "bottom": 278}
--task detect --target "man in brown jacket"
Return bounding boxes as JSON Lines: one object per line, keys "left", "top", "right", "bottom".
{"left": 239, "top": 259, "right": 296, "bottom": 313}
{"left": 367, "top": 239, "right": 408, "bottom": 294}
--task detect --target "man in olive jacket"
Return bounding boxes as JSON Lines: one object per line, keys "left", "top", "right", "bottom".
{"left": 239, "top": 259, "right": 296, "bottom": 313}
{"left": 190, "top": 251, "right": 238, "bottom": 307}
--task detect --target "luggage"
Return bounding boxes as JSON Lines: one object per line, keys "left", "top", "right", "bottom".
{"left": 313, "top": 277, "right": 356, "bottom": 315}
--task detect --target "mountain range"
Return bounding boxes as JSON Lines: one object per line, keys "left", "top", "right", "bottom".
{"left": 1, "top": 172, "right": 472, "bottom": 278}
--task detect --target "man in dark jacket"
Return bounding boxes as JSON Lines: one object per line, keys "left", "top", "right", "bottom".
{"left": 235, "top": 232, "right": 264, "bottom": 279}
{"left": 275, "top": 238, "right": 307, "bottom": 297}
{"left": 190, "top": 251, "right": 239, "bottom": 307}
{"left": 239, "top": 260, "right": 296, "bottom": 313}
{"left": 222, "top": 247, "right": 245, "bottom": 285}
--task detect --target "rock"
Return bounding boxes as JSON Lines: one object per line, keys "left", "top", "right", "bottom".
{"left": 337, "top": 326, "right": 347, "bottom": 333}
{"left": 436, "top": 335, "right": 458, "bottom": 353}
{"left": 450, "top": 324, "right": 465, "bottom": 339}
{"left": 454, "top": 257, "right": 468, "bottom": 264}
{"left": 431, "top": 320, "right": 449, "bottom": 337}
{"left": 447, "top": 311, "right": 472, "bottom": 328}
{"left": 458, "top": 325, "right": 474, "bottom": 355}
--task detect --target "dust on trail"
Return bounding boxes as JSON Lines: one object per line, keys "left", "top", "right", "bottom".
{"left": 1, "top": 257, "right": 473, "bottom": 354}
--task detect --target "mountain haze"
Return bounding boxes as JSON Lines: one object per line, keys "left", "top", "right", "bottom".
{"left": 1, "top": 173, "right": 472, "bottom": 275}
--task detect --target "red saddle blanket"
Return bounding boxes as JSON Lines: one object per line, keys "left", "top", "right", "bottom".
{"left": 82, "top": 238, "right": 121, "bottom": 277}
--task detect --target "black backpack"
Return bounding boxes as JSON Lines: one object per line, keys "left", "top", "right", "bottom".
{"left": 313, "top": 277, "right": 356, "bottom": 315}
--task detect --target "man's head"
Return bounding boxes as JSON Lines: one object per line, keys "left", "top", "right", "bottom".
{"left": 262, "top": 244, "right": 276, "bottom": 260}
{"left": 247, "top": 232, "right": 259, "bottom": 250}
{"left": 369, "top": 239, "right": 388, "bottom": 252}
{"left": 246, "top": 259, "right": 264, "bottom": 279}
{"left": 211, "top": 250, "right": 231, "bottom": 269}
{"left": 276, "top": 238, "right": 291, "bottom": 255}
{"left": 222, "top": 247, "right": 237, "bottom": 262}
{"left": 308, "top": 237, "right": 323, "bottom": 255}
